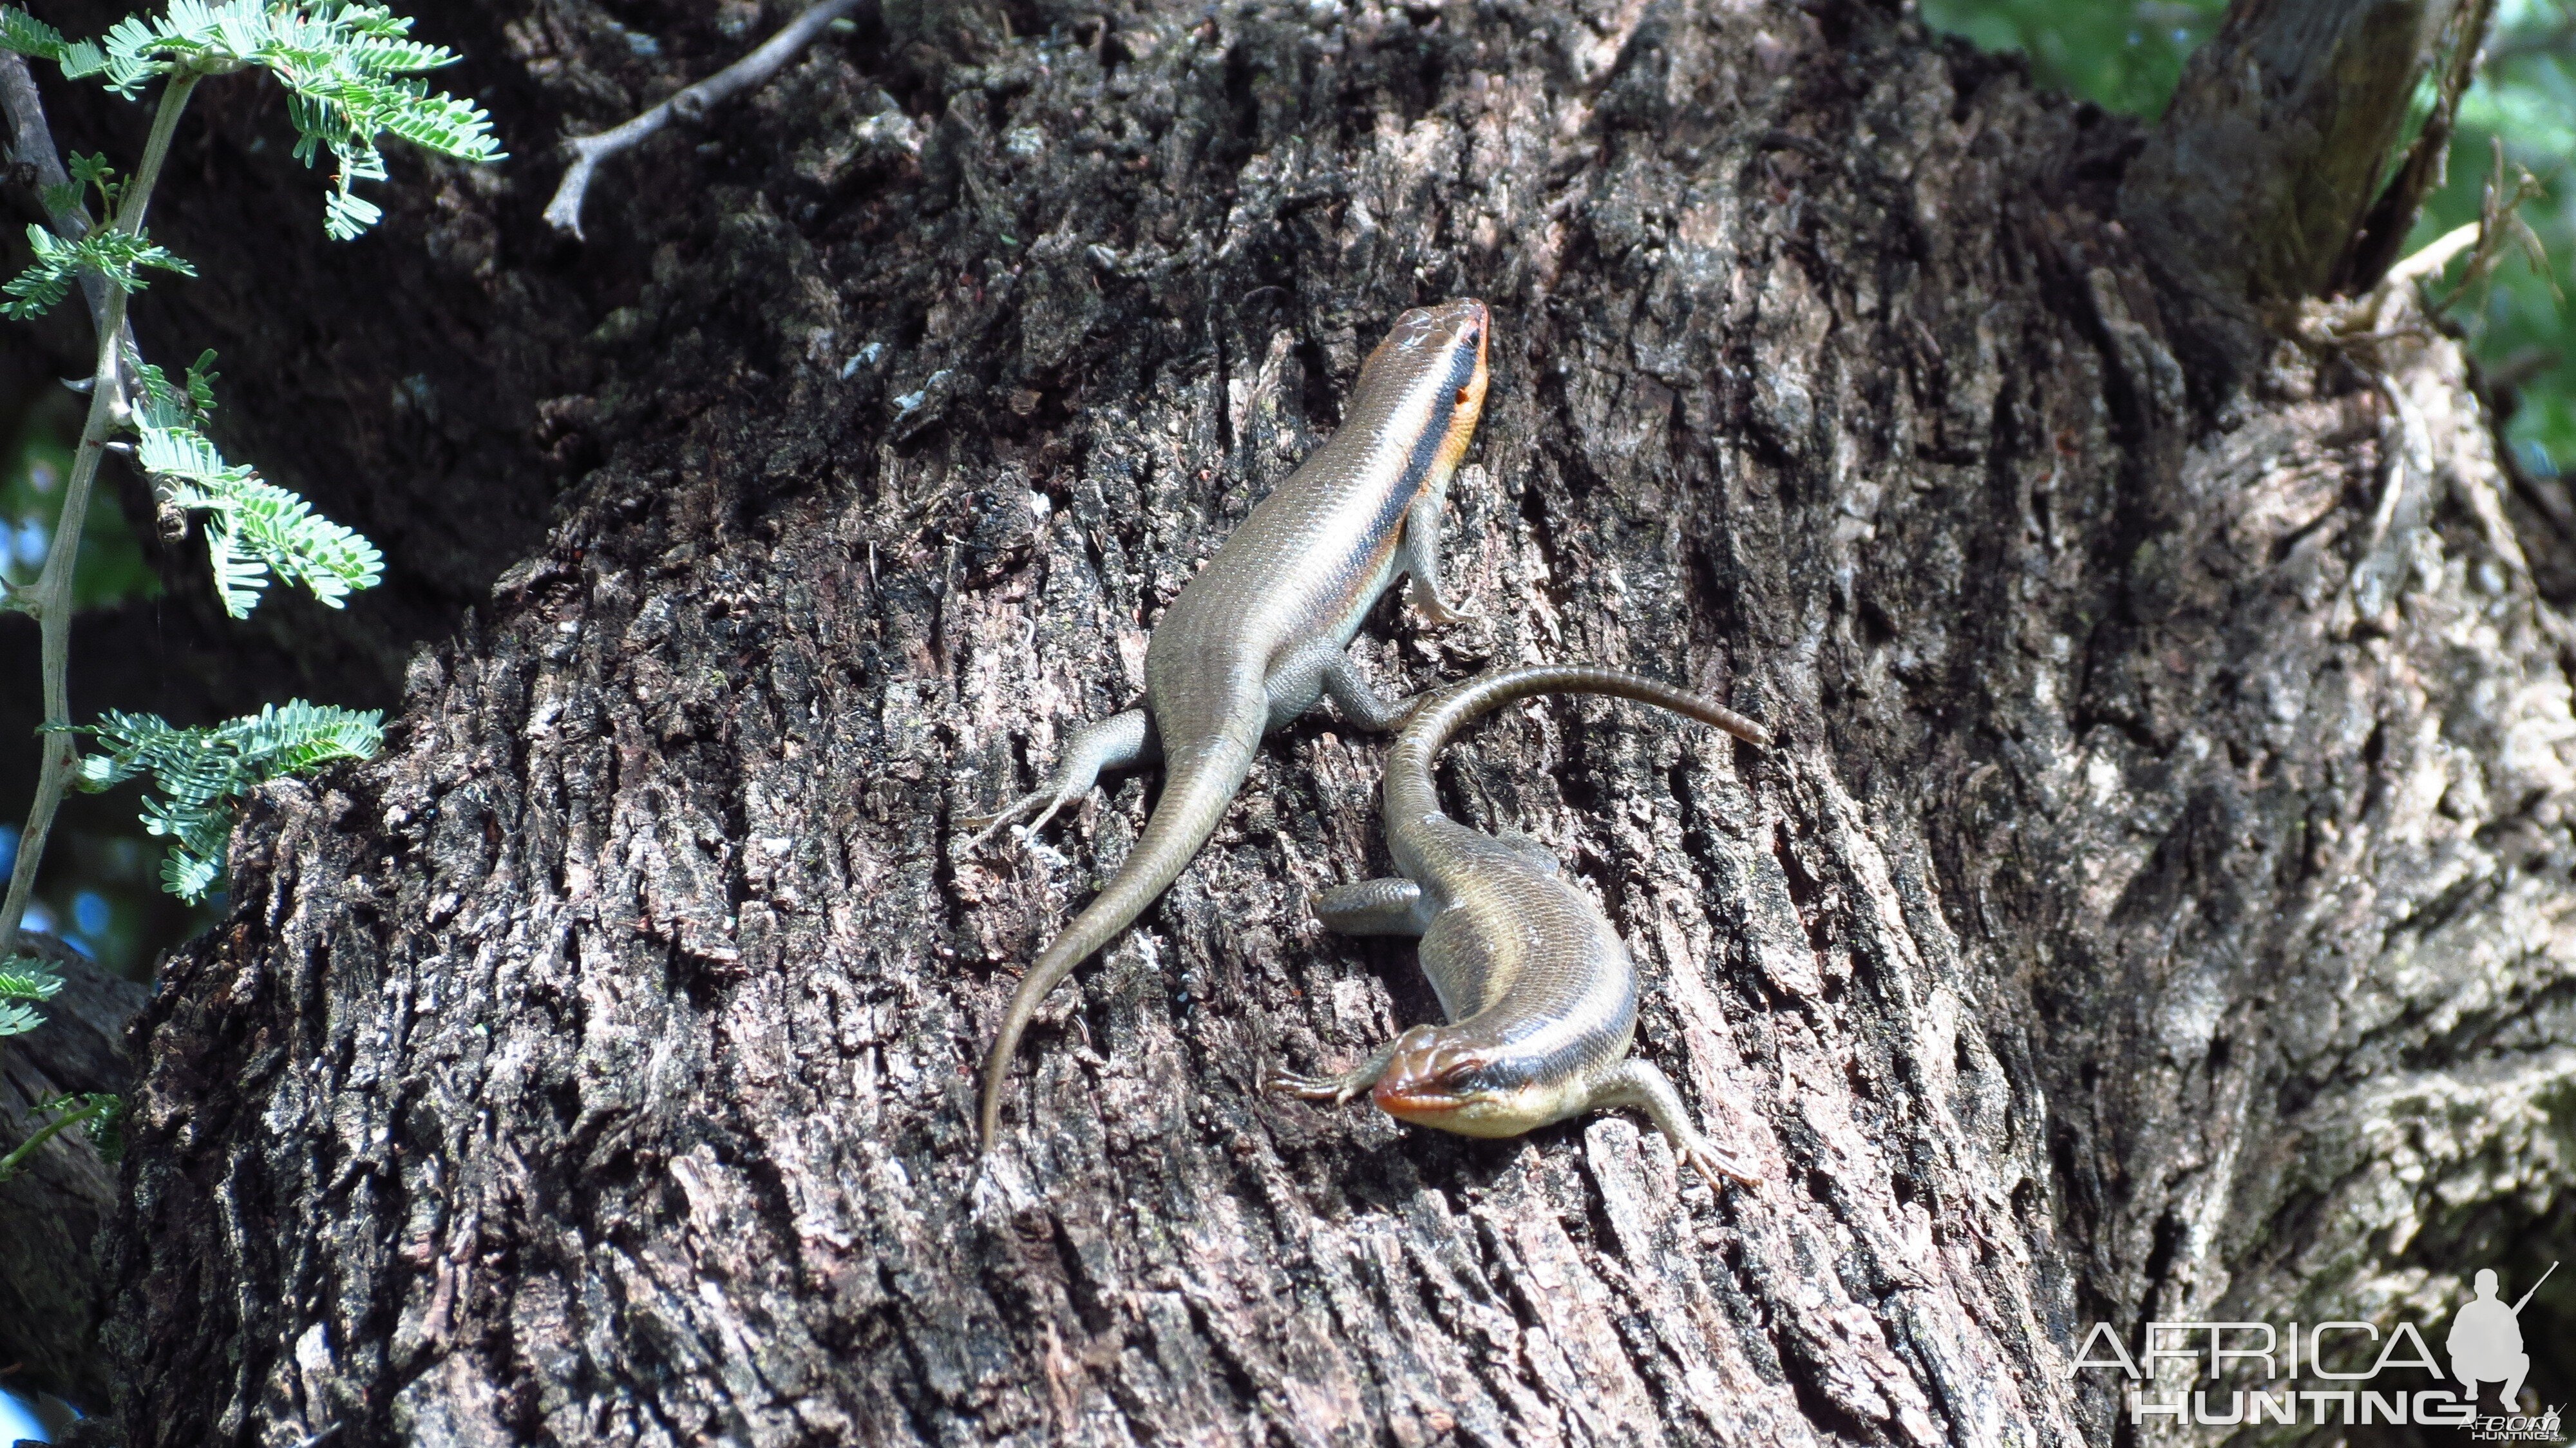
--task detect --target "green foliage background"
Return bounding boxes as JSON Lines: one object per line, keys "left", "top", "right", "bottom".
{"left": 0, "top": 1, "right": 497, "bottom": 987}
{"left": 1922, "top": 0, "right": 2576, "bottom": 479}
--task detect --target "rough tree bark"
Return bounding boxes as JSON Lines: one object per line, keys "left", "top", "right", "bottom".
{"left": 14, "top": 0, "right": 2569, "bottom": 1443}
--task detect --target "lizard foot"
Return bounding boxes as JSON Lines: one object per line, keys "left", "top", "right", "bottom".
{"left": 1260, "top": 1060, "right": 1376, "bottom": 1107}
{"left": 957, "top": 788, "right": 1076, "bottom": 855}
{"left": 1414, "top": 601, "right": 1484, "bottom": 629}
{"left": 1683, "top": 1140, "right": 1763, "bottom": 1192}
{"left": 956, "top": 707, "right": 1149, "bottom": 855}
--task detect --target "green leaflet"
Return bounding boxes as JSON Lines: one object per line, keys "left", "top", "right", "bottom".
{"left": 51, "top": 1092, "right": 126, "bottom": 1159}
{"left": 41, "top": 151, "right": 124, "bottom": 221}
{"left": 132, "top": 359, "right": 384, "bottom": 617}
{"left": 0, "top": 964, "right": 64, "bottom": 1001}
{"left": 74, "top": 701, "right": 383, "bottom": 901}
{"left": 0, "top": 1, "right": 506, "bottom": 239}
{"left": 0, "top": 6, "right": 66, "bottom": 62}
{"left": 0, "top": 958, "right": 63, "bottom": 1040}
{"left": 0, "top": 222, "right": 194, "bottom": 320}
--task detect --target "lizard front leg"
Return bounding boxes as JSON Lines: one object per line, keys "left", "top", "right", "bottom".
{"left": 1396, "top": 491, "right": 1481, "bottom": 627}
{"left": 1582, "top": 1056, "right": 1763, "bottom": 1191}
{"left": 1313, "top": 877, "right": 1433, "bottom": 937}
{"left": 1263, "top": 1036, "right": 1403, "bottom": 1107}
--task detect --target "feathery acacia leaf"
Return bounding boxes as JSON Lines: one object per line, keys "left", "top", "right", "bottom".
{"left": 74, "top": 702, "right": 383, "bottom": 901}
{"left": 0, "top": 960, "right": 61, "bottom": 1040}
{"left": 134, "top": 380, "right": 384, "bottom": 616}
{"left": 1, "top": 224, "right": 194, "bottom": 319}
{"left": 40, "top": 1092, "right": 126, "bottom": 1157}
{"left": 0, "top": 964, "right": 62, "bottom": 1003}
{"left": 205, "top": 479, "right": 382, "bottom": 609}
{"left": 12, "top": 2, "right": 504, "bottom": 236}
{"left": 40, "top": 153, "right": 120, "bottom": 220}
{"left": 0, "top": 7, "right": 66, "bottom": 61}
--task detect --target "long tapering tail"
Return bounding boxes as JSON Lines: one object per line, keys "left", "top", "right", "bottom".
{"left": 979, "top": 737, "right": 1256, "bottom": 1148}
{"left": 1385, "top": 664, "right": 1770, "bottom": 827}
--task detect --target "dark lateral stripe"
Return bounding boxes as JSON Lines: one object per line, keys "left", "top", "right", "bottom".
{"left": 1302, "top": 337, "right": 1478, "bottom": 627}
{"left": 1472, "top": 978, "right": 1627, "bottom": 1092}
{"left": 1399, "top": 341, "right": 1481, "bottom": 500}
{"left": 1367, "top": 340, "right": 1480, "bottom": 547}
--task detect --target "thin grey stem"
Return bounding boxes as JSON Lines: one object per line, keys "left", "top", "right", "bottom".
{"left": 0, "top": 53, "right": 73, "bottom": 199}
{"left": 542, "top": 0, "right": 860, "bottom": 240}
{"left": 0, "top": 52, "right": 158, "bottom": 502}
{"left": 1, "top": 53, "right": 114, "bottom": 351}
{"left": 0, "top": 70, "right": 199, "bottom": 965}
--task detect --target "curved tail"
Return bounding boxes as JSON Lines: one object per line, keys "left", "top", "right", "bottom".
{"left": 979, "top": 738, "right": 1256, "bottom": 1148}
{"left": 1385, "top": 665, "right": 1771, "bottom": 827}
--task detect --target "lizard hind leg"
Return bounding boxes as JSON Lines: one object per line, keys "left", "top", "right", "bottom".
{"left": 1585, "top": 1056, "right": 1764, "bottom": 1191}
{"left": 1314, "top": 647, "right": 1422, "bottom": 732}
{"left": 1264, "top": 639, "right": 1423, "bottom": 735}
{"left": 958, "top": 708, "right": 1157, "bottom": 853}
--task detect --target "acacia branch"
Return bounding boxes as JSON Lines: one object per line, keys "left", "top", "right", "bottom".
{"left": 0, "top": 71, "right": 200, "bottom": 967}
{"left": 0, "top": 53, "right": 113, "bottom": 348}
{"left": 542, "top": 0, "right": 860, "bottom": 240}
{"left": 0, "top": 1095, "right": 114, "bottom": 1185}
{"left": 0, "top": 51, "right": 169, "bottom": 533}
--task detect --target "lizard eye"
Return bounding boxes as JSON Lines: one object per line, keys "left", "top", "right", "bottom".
{"left": 1455, "top": 385, "right": 1474, "bottom": 405}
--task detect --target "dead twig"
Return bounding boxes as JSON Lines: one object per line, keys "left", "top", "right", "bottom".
{"left": 543, "top": 0, "right": 862, "bottom": 240}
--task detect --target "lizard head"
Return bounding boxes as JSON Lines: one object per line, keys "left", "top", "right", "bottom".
{"left": 1370, "top": 1023, "right": 1560, "bottom": 1138}
{"left": 1357, "top": 299, "right": 1492, "bottom": 473}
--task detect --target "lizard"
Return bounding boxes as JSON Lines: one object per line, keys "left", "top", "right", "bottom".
{"left": 1267, "top": 663, "right": 1770, "bottom": 1192}
{"left": 965, "top": 298, "right": 1493, "bottom": 1148}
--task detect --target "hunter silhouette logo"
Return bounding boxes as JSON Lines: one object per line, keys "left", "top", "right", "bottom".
{"left": 2451, "top": 1265, "right": 2548, "bottom": 1411}
{"left": 2454, "top": 1264, "right": 2561, "bottom": 1442}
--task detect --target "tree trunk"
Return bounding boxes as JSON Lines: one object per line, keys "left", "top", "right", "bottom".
{"left": 0, "top": 940, "right": 144, "bottom": 1412}
{"left": 42, "top": 0, "right": 2575, "bottom": 1443}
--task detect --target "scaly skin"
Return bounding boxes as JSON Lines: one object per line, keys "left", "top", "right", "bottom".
{"left": 969, "top": 300, "right": 1493, "bottom": 1148}
{"left": 1268, "top": 664, "right": 1772, "bottom": 1192}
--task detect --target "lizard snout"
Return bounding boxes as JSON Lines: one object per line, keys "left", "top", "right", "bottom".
{"left": 1370, "top": 1034, "right": 1487, "bottom": 1120}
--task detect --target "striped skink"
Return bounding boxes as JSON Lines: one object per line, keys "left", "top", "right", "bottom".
{"left": 968, "top": 299, "right": 1493, "bottom": 1148}
{"left": 1269, "top": 663, "right": 1770, "bottom": 1191}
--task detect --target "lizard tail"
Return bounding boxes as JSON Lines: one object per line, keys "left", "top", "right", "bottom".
{"left": 979, "top": 736, "right": 1256, "bottom": 1149}
{"left": 1385, "top": 665, "right": 1770, "bottom": 826}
